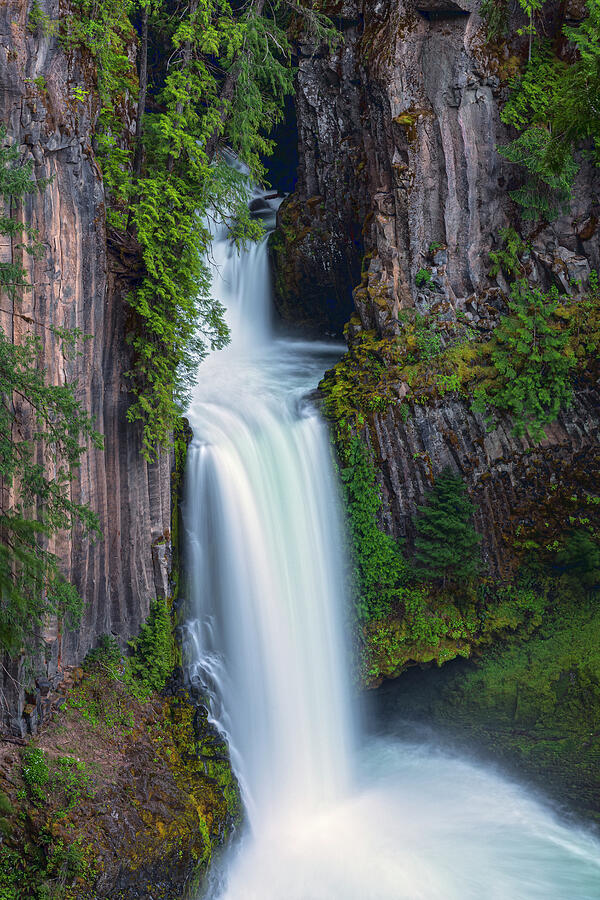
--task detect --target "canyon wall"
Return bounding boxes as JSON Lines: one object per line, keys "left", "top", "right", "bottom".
{"left": 277, "top": 0, "right": 600, "bottom": 570}
{"left": 0, "top": 0, "right": 172, "bottom": 734}
{"left": 282, "top": 0, "right": 599, "bottom": 334}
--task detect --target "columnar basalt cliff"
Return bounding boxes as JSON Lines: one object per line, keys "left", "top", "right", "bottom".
{"left": 281, "top": 0, "right": 599, "bottom": 334}
{"left": 367, "top": 385, "right": 600, "bottom": 575}
{"left": 0, "top": 1, "right": 172, "bottom": 733}
{"left": 276, "top": 0, "right": 600, "bottom": 572}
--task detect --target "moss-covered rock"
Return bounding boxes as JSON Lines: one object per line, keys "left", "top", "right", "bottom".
{"left": 361, "top": 582, "right": 546, "bottom": 686}
{"left": 0, "top": 668, "right": 240, "bottom": 899}
{"left": 374, "top": 599, "right": 600, "bottom": 822}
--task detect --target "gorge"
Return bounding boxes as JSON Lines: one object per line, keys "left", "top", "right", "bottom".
{"left": 181, "top": 172, "right": 600, "bottom": 898}
{"left": 0, "top": 0, "right": 599, "bottom": 897}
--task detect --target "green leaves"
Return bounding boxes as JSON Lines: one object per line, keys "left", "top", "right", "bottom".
{"left": 340, "top": 437, "right": 408, "bottom": 620}
{"left": 488, "top": 227, "right": 529, "bottom": 280}
{"left": 560, "top": 2, "right": 600, "bottom": 163}
{"left": 0, "top": 329, "right": 103, "bottom": 657}
{"left": 127, "top": 595, "right": 176, "bottom": 692}
{"left": 498, "top": 126, "right": 577, "bottom": 222}
{"left": 0, "top": 126, "right": 47, "bottom": 300}
{"left": 498, "top": 2, "right": 600, "bottom": 222}
{"left": 72, "top": 0, "right": 308, "bottom": 458}
{"left": 474, "top": 280, "right": 574, "bottom": 440}
{"left": 501, "top": 45, "right": 564, "bottom": 132}
{"left": 414, "top": 469, "right": 481, "bottom": 585}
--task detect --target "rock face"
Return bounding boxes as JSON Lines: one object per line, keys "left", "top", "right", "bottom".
{"left": 367, "top": 384, "right": 600, "bottom": 576}
{"left": 0, "top": 667, "right": 241, "bottom": 898}
{"left": 282, "top": 0, "right": 599, "bottom": 337}
{"left": 0, "top": 1, "right": 172, "bottom": 732}
{"left": 278, "top": 0, "right": 600, "bottom": 568}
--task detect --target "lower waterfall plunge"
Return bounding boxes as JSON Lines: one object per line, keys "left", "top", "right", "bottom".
{"left": 182, "top": 184, "right": 600, "bottom": 899}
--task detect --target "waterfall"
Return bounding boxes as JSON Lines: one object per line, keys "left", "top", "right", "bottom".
{"left": 182, "top": 178, "right": 600, "bottom": 899}
{"left": 183, "top": 180, "right": 354, "bottom": 829}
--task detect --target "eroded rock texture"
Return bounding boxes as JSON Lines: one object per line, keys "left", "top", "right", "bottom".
{"left": 280, "top": 0, "right": 600, "bottom": 568}
{"left": 0, "top": 0, "right": 172, "bottom": 733}
{"left": 282, "top": 0, "right": 599, "bottom": 334}
{"left": 367, "top": 385, "right": 600, "bottom": 576}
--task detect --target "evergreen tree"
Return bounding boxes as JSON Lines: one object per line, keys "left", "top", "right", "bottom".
{"left": 554, "top": 531, "right": 600, "bottom": 594}
{"left": 414, "top": 469, "right": 481, "bottom": 585}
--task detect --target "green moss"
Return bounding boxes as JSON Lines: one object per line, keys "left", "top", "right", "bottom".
{"left": 389, "top": 597, "right": 600, "bottom": 820}
{"left": 159, "top": 699, "right": 242, "bottom": 834}
{"left": 319, "top": 323, "right": 404, "bottom": 442}
{"left": 0, "top": 667, "right": 240, "bottom": 900}
{"left": 131, "top": 695, "right": 241, "bottom": 890}
{"left": 325, "top": 274, "right": 599, "bottom": 455}
{"left": 328, "top": 430, "right": 547, "bottom": 686}
{"left": 361, "top": 579, "right": 546, "bottom": 686}
{"left": 0, "top": 750, "right": 98, "bottom": 900}
{"left": 319, "top": 306, "right": 486, "bottom": 446}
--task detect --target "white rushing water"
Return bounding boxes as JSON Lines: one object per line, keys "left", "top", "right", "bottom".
{"left": 183, "top": 179, "right": 600, "bottom": 899}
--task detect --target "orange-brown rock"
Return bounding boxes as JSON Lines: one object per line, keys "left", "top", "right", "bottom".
{"left": 0, "top": 1, "right": 172, "bottom": 734}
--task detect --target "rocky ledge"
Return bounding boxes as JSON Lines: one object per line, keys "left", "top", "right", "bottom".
{"left": 0, "top": 666, "right": 240, "bottom": 899}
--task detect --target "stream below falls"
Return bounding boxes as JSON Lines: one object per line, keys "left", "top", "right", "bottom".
{"left": 181, "top": 179, "right": 600, "bottom": 899}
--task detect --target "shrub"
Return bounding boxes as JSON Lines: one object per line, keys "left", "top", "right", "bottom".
{"left": 340, "top": 437, "right": 408, "bottom": 620}
{"left": 473, "top": 279, "right": 573, "bottom": 439}
{"left": 128, "top": 596, "right": 175, "bottom": 693}
{"left": 21, "top": 748, "right": 49, "bottom": 802}
{"left": 415, "top": 268, "right": 433, "bottom": 288}
{"left": 84, "top": 634, "right": 122, "bottom": 673}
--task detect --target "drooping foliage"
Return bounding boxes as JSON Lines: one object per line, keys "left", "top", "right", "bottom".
{"left": 498, "top": 125, "right": 578, "bottom": 222}
{"left": 339, "top": 436, "right": 408, "bottom": 620}
{"left": 0, "top": 128, "right": 102, "bottom": 657}
{"left": 54, "top": 0, "right": 337, "bottom": 459}
{"left": 555, "top": 4, "right": 600, "bottom": 164}
{"left": 414, "top": 469, "right": 481, "bottom": 585}
{"left": 0, "top": 127, "right": 46, "bottom": 299}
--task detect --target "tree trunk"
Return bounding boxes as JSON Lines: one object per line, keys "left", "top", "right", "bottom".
{"left": 204, "top": 0, "right": 266, "bottom": 161}
{"left": 133, "top": 4, "right": 149, "bottom": 180}
{"left": 167, "top": 0, "right": 198, "bottom": 174}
